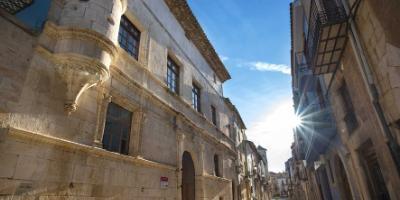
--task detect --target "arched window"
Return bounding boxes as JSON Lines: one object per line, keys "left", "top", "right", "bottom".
{"left": 214, "top": 154, "right": 220, "bottom": 177}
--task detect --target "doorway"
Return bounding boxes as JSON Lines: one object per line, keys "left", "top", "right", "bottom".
{"left": 359, "top": 141, "right": 390, "bottom": 200}
{"left": 335, "top": 155, "right": 353, "bottom": 200}
{"left": 182, "top": 151, "right": 195, "bottom": 200}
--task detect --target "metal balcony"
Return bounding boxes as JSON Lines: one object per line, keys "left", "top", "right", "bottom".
{"left": 0, "top": 0, "right": 33, "bottom": 14}
{"left": 305, "top": 0, "right": 348, "bottom": 75}
{"left": 294, "top": 52, "right": 308, "bottom": 73}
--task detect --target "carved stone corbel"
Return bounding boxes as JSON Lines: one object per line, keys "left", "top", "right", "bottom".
{"left": 41, "top": 0, "right": 124, "bottom": 114}
{"left": 53, "top": 54, "right": 110, "bottom": 114}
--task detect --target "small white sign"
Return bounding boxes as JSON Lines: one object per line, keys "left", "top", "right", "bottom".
{"left": 160, "top": 176, "right": 168, "bottom": 189}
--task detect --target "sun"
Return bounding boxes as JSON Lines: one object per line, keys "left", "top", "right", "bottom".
{"left": 257, "top": 102, "right": 302, "bottom": 132}
{"left": 287, "top": 112, "right": 302, "bottom": 129}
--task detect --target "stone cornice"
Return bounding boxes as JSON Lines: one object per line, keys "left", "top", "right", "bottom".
{"left": 201, "top": 174, "right": 232, "bottom": 183}
{"left": 36, "top": 46, "right": 109, "bottom": 79}
{"left": 164, "top": 0, "right": 231, "bottom": 82}
{"left": 6, "top": 127, "right": 176, "bottom": 171}
{"left": 44, "top": 22, "right": 118, "bottom": 57}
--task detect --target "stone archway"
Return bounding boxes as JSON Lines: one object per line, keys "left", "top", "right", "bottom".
{"left": 334, "top": 155, "right": 353, "bottom": 200}
{"left": 182, "top": 151, "right": 195, "bottom": 200}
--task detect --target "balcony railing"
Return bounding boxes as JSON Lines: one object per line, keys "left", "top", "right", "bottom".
{"left": 344, "top": 111, "right": 358, "bottom": 134}
{"left": 294, "top": 52, "right": 309, "bottom": 73}
{"left": 0, "top": 0, "right": 33, "bottom": 14}
{"left": 305, "top": 0, "right": 348, "bottom": 75}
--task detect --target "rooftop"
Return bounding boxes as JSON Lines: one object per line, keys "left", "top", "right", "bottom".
{"left": 164, "top": 0, "right": 231, "bottom": 82}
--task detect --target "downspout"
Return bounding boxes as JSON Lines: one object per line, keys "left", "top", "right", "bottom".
{"left": 341, "top": 0, "right": 400, "bottom": 174}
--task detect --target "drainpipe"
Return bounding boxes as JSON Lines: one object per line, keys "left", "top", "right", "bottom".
{"left": 340, "top": 0, "right": 400, "bottom": 174}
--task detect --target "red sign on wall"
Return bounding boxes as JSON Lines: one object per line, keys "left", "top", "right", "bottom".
{"left": 160, "top": 176, "right": 168, "bottom": 188}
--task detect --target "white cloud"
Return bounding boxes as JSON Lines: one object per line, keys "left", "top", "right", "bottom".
{"left": 219, "top": 55, "right": 229, "bottom": 62}
{"left": 248, "top": 62, "right": 291, "bottom": 75}
{"left": 246, "top": 100, "right": 295, "bottom": 172}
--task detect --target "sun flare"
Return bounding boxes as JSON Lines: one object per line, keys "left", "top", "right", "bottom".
{"left": 287, "top": 112, "right": 302, "bottom": 129}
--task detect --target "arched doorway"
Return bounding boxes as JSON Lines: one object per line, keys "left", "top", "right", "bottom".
{"left": 182, "top": 151, "right": 195, "bottom": 200}
{"left": 335, "top": 155, "right": 353, "bottom": 200}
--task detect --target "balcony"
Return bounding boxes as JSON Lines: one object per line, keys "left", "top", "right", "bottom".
{"left": 294, "top": 52, "right": 310, "bottom": 74}
{"left": 344, "top": 111, "right": 358, "bottom": 134}
{"left": 305, "top": 0, "right": 348, "bottom": 75}
{"left": 0, "top": 0, "right": 33, "bottom": 14}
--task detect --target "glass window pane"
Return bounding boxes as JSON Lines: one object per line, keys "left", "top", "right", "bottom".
{"left": 167, "top": 57, "right": 179, "bottom": 94}
{"left": 102, "top": 102, "right": 132, "bottom": 154}
{"left": 118, "top": 16, "right": 140, "bottom": 60}
{"left": 110, "top": 133, "right": 120, "bottom": 152}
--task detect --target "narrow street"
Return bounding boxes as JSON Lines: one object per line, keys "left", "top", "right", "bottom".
{"left": 0, "top": 0, "right": 400, "bottom": 200}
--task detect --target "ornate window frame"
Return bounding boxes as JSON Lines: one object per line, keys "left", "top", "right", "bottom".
{"left": 117, "top": 11, "right": 150, "bottom": 68}
{"left": 118, "top": 15, "right": 141, "bottom": 59}
{"left": 93, "top": 90, "right": 145, "bottom": 157}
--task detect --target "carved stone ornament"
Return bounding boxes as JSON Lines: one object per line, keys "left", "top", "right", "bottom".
{"left": 54, "top": 54, "right": 109, "bottom": 114}
{"left": 40, "top": 22, "right": 117, "bottom": 114}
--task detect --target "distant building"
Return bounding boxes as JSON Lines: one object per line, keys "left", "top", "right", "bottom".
{"left": 242, "top": 140, "right": 270, "bottom": 200}
{"left": 269, "top": 172, "right": 289, "bottom": 198}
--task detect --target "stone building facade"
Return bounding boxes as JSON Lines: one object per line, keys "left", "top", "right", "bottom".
{"left": 240, "top": 141, "right": 269, "bottom": 200}
{"left": 0, "top": 0, "right": 257, "bottom": 199}
{"left": 269, "top": 172, "right": 289, "bottom": 198}
{"left": 289, "top": 0, "right": 400, "bottom": 199}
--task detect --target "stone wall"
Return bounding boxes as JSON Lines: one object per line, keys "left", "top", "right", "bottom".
{"left": 355, "top": 0, "right": 400, "bottom": 144}
{"left": 290, "top": 0, "right": 400, "bottom": 200}
{"left": 321, "top": 0, "right": 400, "bottom": 199}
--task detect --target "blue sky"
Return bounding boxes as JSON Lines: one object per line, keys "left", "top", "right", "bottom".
{"left": 188, "top": 0, "right": 294, "bottom": 172}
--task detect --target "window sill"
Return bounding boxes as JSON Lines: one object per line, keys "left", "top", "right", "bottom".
{"left": 116, "top": 46, "right": 145, "bottom": 69}
{"left": 165, "top": 87, "right": 180, "bottom": 97}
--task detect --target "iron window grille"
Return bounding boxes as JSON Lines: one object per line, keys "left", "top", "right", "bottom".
{"left": 304, "top": 0, "right": 348, "bottom": 75}
{"left": 339, "top": 82, "right": 358, "bottom": 134}
{"left": 211, "top": 105, "right": 217, "bottom": 125}
{"left": 118, "top": 16, "right": 140, "bottom": 59}
{"left": 192, "top": 83, "right": 201, "bottom": 112}
{"left": 102, "top": 102, "right": 132, "bottom": 155}
{"left": 344, "top": 112, "right": 358, "bottom": 133}
{"left": 167, "top": 57, "right": 179, "bottom": 94}
{"left": 295, "top": 52, "right": 310, "bottom": 73}
{"left": 0, "top": 0, "right": 33, "bottom": 14}
{"left": 214, "top": 154, "right": 221, "bottom": 177}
